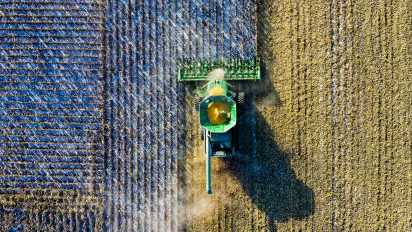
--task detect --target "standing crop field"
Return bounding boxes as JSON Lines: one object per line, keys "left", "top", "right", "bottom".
{"left": 0, "top": 0, "right": 410, "bottom": 231}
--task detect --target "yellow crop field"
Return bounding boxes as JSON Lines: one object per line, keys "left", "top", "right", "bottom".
{"left": 183, "top": 0, "right": 411, "bottom": 231}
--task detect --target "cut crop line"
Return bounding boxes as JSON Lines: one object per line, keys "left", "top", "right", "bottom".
{"left": 125, "top": 0, "right": 133, "bottom": 229}
{"left": 2, "top": 107, "right": 102, "bottom": 113}
{"left": 0, "top": 95, "right": 103, "bottom": 101}
{"left": 0, "top": 38, "right": 101, "bottom": 44}
{"left": 0, "top": 67, "right": 102, "bottom": 71}
{"left": 0, "top": 187, "right": 98, "bottom": 194}
{"left": 0, "top": 87, "right": 103, "bottom": 92}
{"left": 0, "top": 152, "right": 102, "bottom": 159}
{"left": 0, "top": 147, "right": 103, "bottom": 153}
{"left": 0, "top": 140, "right": 101, "bottom": 145}
{"left": 0, "top": 90, "right": 102, "bottom": 94}
{"left": 0, "top": 174, "right": 101, "bottom": 181}
{"left": 147, "top": 4, "right": 155, "bottom": 230}
{"left": 1, "top": 8, "right": 103, "bottom": 12}
{"left": 156, "top": 1, "right": 164, "bottom": 229}
{"left": 0, "top": 198, "right": 104, "bottom": 207}
{"left": 0, "top": 191, "right": 103, "bottom": 199}
{"left": 0, "top": 1, "right": 104, "bottom": 6}
{"left": 0, "top": 21, "right": 103, "bottom": 26}
{"left": 0, "top": 28, "right": 104, "bottom": 32}
{"left": 0, "top": 184, "right": 96, "bottom": 190}
{"left": 129, "top": 0, "right": 138, "bottom": 229}
{"left": 115, "top": 0, "right": 123, "bottom": 227}
{"left": 0, "top": 165, "right": 103, "bottom": 172}
{"left": 138, "top": 3, "right": 146, "bottom": 231}
{"left": 0, "top": 132, "right": 99, "bottom": 138}
{"left": 3, "top": 54, "right": 101, "bottom": 58}
{"left": 0, "top": 165, "right": 102, "bottom": 171}
{"left": 164, "top": 1, "right": 173, "bottom": 229}
{"left": 0, "top": 80, "right": 103, "bottom": 84}
{"left": 118, "top": 1, "right": 127, "bottom": 230}
{"left": 0, "top": 114, "right": 103, "bottom": 119}
{"left": 0, "top": 82, "right": 102, "bottom": 87}
{"left": 151, "top": 2, "right": 159, "bottom": 231}
{"left": 0, "top": 138, "right": 101, "bottom": 145}
{"left": 1, "top": 47, "right": 107, "bottom": 52}
{"left": 0, "top": 74, "right": 102, "bottom": 78}
{"left": 126, "top": 1, "right": 133, "bottom": 228}
{"left": 0, "top": 91, "right": 102, "bottom": 96}
{"left": 1, "top": 41, "right": 102, "bottom": 46}
{"left": 0, "top": 120, "right": 103, "bottom": 126}
{"left": 0, "top": 100, "right": 103, "bottom": 105}
{"left": 0, "top": 162, "right": 104, "bottom": 169}
{"left": 142, "top": 3, "right": 152, "bottom": 230}
{"left": 106, "top": 0, "right": 118, "bottom": 228}
{"left": 0, "top": 159, "right": 103, "bottom": 166}
{"left": 0, "top": 14, "right": 105, "bottom": 19}
{"left": 160, "top": 4, "right": 169, "bottom": 230}
{"left": 135, "top": 1, "right": 144, "bottom": 229}
{"left": 0, "top": 127, "right": 101, "bottom": 132}
{"left": 0, "top": 83, "right": 103, "bottom": 88}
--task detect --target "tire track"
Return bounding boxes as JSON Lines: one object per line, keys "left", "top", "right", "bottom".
{"left": 130, "top": 0, "right": 138, "bottom": 229}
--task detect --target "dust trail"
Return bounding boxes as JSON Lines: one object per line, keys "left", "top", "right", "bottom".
{"left": 180, "top": 181, "right": 233, "bottom": 226}
{"left": 185, "top": 195, "right": 216, "bottom": 219}
{"left": 209, "top": 68, "right": 226, "bottom": 81}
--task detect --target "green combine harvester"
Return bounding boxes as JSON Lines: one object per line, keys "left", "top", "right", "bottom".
{"left": 179, "top": 58, "right": 261, "bottom": 194}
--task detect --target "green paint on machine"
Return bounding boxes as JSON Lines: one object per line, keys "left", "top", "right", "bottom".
{"left": 179, "top": 58, "right": 260, "bottom": 194}
{"left": 178, "top": 57, "right": 261, "bottom": 82}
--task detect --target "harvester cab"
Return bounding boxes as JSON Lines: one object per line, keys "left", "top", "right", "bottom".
{"left": 178, "top": 58, "right": 260, "bottom": 194}
{"left": 196, "top": 80, "right": 237, "bottom": 158}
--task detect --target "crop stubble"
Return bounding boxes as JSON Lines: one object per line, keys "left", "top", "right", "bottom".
{"left": 185, "top": 0, "right": 411, "bottom": 231}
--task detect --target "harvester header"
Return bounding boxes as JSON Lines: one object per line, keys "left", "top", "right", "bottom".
{"left": 178, "top": 57, "right": 261, "bottom": 82}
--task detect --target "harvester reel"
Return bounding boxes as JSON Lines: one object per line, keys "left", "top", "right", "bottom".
{"left": 178, "top": 57, "right": 261, "bottom": 82}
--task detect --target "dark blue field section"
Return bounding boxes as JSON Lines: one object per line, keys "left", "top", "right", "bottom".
{"left": 0, "top": 0, "right": 105, "bottom": 230}
{"left": 0, "top": 0, "right": 256, "bottom": 231}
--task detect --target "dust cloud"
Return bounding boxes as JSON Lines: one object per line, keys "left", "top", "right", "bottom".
{"left": 209, "top": 68, "right": 225, "bottom": 80}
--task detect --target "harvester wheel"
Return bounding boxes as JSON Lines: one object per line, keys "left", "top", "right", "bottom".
{"left": 238, "top": 92, "right": 245, "bottom": 106}
{"left": 194, "top": 96, "right": 200, "bottom": 111}
{"left": 200, "top": 127, "right": 205, "bottom": 140}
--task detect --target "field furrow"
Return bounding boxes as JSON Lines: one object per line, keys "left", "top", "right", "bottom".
{"left": 0, "top": 0, "right": 410, "bottom": 231}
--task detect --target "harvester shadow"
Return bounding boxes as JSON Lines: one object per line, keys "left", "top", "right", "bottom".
{"left": 229, "top": 0, "right": 314, "bottom": 223}
{"left": 227, "top": 0, "right": 315, "bottom": 220}
{"left": 225, "top": 107, "right": 315, "bottom": 227}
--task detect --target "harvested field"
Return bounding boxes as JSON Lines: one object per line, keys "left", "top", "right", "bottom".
{"left": 183, "top": 0, "right": 411, "bottom": 231}
{"left": 0, "top": 0, "right": 410, "bottom": 231}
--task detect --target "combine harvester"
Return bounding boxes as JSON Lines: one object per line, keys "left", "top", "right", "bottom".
{"left": 178, "top": 58, "right": 260, "bottom": 194}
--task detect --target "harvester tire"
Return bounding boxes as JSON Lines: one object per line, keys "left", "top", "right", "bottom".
{"left": 200, "top": 127, "right": 205, "bottom": 140}
{"left": 194, "top": 96, "right": 200, "bottom": 111}
{"left": 238, "top": 92, "right": 245, "bottom": 106}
